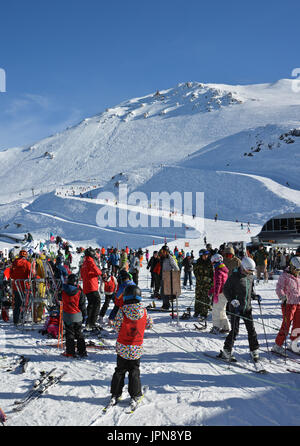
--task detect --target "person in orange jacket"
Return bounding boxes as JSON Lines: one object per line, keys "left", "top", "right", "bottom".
{"left": 10, "top": 249, "right": 33, "bottom": 325}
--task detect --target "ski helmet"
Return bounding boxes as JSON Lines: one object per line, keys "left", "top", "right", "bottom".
{"left": 211, "top": 253, "right": 223, "bottom": 264}
{"left": 241, "top": 257, "right": 256, "bottom": 271}
{"left": 290, "top": 256, "right": 300, "bottom": 270}
{"left": 84, "top": 247, "right": 96, "bottom": 258}
{"left": 123, "top": 285, "right": 142, "bottom": 303}
{"left": 118, "top": 269, "right": 132, "bottom": 282}
{"left": 199, "top": 249, "right": 210, "bottom": 256}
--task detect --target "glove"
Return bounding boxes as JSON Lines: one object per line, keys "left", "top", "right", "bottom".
{"left": 255, "top": 294, "right": 262, "bottom": 303}
{"left": 280, "top": 295, "right": 287, "bottom": 304}
{"left": 231, "top": 299, "right": 240, "bottom": 313}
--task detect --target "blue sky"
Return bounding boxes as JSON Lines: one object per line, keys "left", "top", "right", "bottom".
{"left": 0, "top": 0, "right": 299, "bottom": 149}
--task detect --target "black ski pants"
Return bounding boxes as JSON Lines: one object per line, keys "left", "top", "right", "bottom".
{"left": 13, "top": 291, "right": 23, "bottom": 324}
{"left": 99, "top": 294, "right": 114, "bottom": 318}
{"left": 86, "top": 291, "right": 101, "bottom": 327}
{"left": 224, "top": 308, "right": 259, "bottom": 352}
{"left": 110, "top": 355, "right": 142, "bottom": 399}
{"left": 64, "top": 322, "right": 86, "bottom": 356}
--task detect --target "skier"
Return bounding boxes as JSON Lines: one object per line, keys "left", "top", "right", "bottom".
{"left": 182, "top": 252, "right": 193, "bottom": 290}
{"left": 80, "top": 247, "right": 102, "bottom": 330}
{"left": 193, "top": 249, "right": 214, "bottom": 319}
{"left": 209, "top": 254, "right": 230, "bottom": 334}
{"left": 109, "top": 285, "right": 153, "bottom": 405}
{"left": 147, "top": 251, "right": 161, "bottom": 297}
{"left": 99, "top": 269, "right": 118, "bottom": 322}
{"left": 61, "top": 274, "right": 87, "bottom": 358}
{"left": 119, "top": 249, "right": 128, "bottom": 271}
{"left": 10, "top": 249, "right": 33, "bottom": 326}
{"left": 219, "top": 257, "right": 260, "bottom": 361}
{"left": 272, "top": 256, "right": 300, "bottom": 356}
{"left": 129, "top": 252, "right": 141, "bottom": 285}
{"left": 254, "top": 244, "right": 268, "bottom": 283}
{"left": 223, "top": 246, "right": 241, "bottom": 277}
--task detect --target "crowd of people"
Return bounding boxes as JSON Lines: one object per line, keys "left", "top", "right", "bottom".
{"left": 1, "top": 236, "right": 300, "bottom": 403}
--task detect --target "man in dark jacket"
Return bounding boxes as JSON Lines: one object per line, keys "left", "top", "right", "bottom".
{"left": 147, "top": 251, "right": 161, "bottom": 297}
{"left": 220, "top": 257, "right": 260, "bottom": 361}
{"left": 182, "top": 252, "right": 193, "bottom": 290}
{"left": 61, "top": 274, "right": 87, "bottom": 358}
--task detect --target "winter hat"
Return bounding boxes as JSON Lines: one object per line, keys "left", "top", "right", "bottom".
{"left": 123, "top": 285, "right": 142, "bottom": 303}
{"left": 67, "top": 274, "right": 77, "bottom": 285}
{"left": 224, "top": 246, "right": 235, "bottom": 255}
{"left": 186, "top": 252, "right": 191, "bottom": 257}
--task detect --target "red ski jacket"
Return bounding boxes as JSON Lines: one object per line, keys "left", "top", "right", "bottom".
{"left": 117, "top": 309, "right": 147, "bottom": 346}
{"left": 62, "top": 287, "right": 82, "bottom": 314}
{"left": 80, "top": 256, "right": 102, "bottom": 294}
{"left": 10, "top": 257, "right": 32, "bottom": 291}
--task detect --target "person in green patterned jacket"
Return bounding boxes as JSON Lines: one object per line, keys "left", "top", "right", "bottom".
{"left": 193, "top": 249, "right": 214, "bottom": 318}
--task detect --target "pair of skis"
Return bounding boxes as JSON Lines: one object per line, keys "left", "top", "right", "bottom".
{"left": 101, "top": 386, "right": 148, "bottom": 416}
{"left": 12, "top": 368, "right": 67, "bottom": 412}
{"left": 203, "top": 351, "right": 268, "bottom": 374}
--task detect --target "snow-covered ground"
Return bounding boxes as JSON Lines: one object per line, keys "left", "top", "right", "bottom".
{"left": 1, "top": 219, "right": 300, "bottom": 427}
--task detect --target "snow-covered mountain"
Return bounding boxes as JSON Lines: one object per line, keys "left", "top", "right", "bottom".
{"left": 1, "top": 78, "right": 300, "bottom": 244}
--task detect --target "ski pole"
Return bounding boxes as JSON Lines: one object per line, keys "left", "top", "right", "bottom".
{"left": 256, "top": 295, "right": 272, "bottom": 362}
{"left": 283, "top": 301, "right": 288, "bottom": 365}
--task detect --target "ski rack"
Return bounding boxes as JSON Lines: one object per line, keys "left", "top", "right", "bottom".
{"left": 42, "top": 260, "right": 62, "bottom": 307}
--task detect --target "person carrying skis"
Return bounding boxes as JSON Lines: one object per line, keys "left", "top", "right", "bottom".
{"left": 61, "top": 274, "right": 87, "bottom": 358}
{"left": 209, "top": 254, "right": 230, "bottom": 334}
{"left": 109, "top": 285, "right": 153, "bottom": 405}
{"left": 272, "top": 256, "right": 300, "bottom": 356}
{"left": 80, "top": 247, "right": 102, "bottom": 330}
{"left": 193, "top": 249, "right": 214, "bottom": 319}
{"left": 10, "top": 249, "right": 33, "bottom": 326}
{"left": 219, "top": 257, "right": 260, "bottom": 361}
